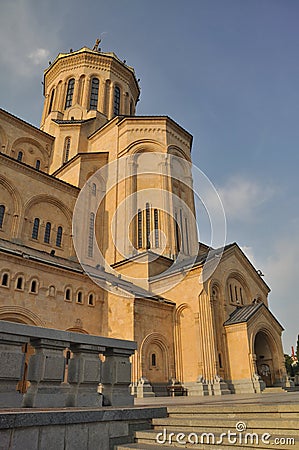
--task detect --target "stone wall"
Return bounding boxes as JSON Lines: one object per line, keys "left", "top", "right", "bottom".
{"left": 0, "top": 407, "right": 167, "bottom": 450}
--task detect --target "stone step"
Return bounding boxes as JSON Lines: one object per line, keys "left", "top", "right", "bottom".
{"left": 152, "top": 417, "right": 299, "bottom": 433}
{"left": 115, "top": 443, "right": 183, "bottom": 450}
{"left": 167, "top": 403, "right": 299, "bottom": 414}
{"left": 133, "top": 429, "right": 297, "bottom": 449}
{"left": 262, "top": 387, "right": 287, "bottom": 394}
{"left": 152, "top": 425, "right": 299, "bottom": 438}
{"left": 166, "top": 411, "right": 299, "bottom": 419}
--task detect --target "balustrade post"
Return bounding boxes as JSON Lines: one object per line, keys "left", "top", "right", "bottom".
{"left": 67, "top": 343, "right": 104, "bottom": 407}
{"left": 0, "top": 333, "right": 29, "bottom": 407}
{"left": 22, "top": 337, "right": 70, "bottom": 407}
{"left": 102, "top": 347, "right": 134, "bottom": 406}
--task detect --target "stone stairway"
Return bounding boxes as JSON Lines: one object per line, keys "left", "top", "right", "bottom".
{"left": 116, "top": 403, "right": 299, "bottom": 449}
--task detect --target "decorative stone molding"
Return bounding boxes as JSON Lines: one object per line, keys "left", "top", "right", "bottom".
{"left": 136, "top": 376, "right": 155, "bottom": 398}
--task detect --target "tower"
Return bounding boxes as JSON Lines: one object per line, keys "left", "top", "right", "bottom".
{"left": 40, "top": 44, "right": 140, "bottom": 174}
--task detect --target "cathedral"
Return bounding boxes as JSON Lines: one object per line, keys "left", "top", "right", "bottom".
{"left": 0, "top": 42, "right": 287, "bottom": 396}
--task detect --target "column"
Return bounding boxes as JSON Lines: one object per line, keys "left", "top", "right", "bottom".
{"left": 67, "top": 342, "right": 104, "bottom": 407}
{"left": 0, "top": 332, "right": 29, "bottom": 407}
{"left": 123, "top": 92, "right": 129, "bottom": 115}
{"left": 72, "top": 76, "right": 80, "bottom": 106}
{"left": 99, "top": 79, "right": 106, "bottom": 114}
{"left": 22, "top": 337, "right": 70, "bottom": 407}
{"left": 82, "top": 77, "right": 91, "bottom": 110}
{"left": 108, "top": 81, "right": 114, "bottom": 120}
{"left": 102, "top": 347, "right": 134, "bottom": 406}
{"left": 126, "top": 158, "right": 137, "bottom": 256}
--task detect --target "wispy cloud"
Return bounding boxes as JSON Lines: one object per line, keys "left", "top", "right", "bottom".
{"left": 217, "top": 175, "right": 275, "bottom": 222}
{"left": 28, "top": 48, "right": 50, "bottom": 66}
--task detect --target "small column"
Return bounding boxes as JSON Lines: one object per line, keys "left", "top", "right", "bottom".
{"left": 22, "top": 337, "right": 70, "bottom": 407}
{"left": 72, "top": 76, "right": 80, "bottom": 105}
{"left": 123, "top": 92, "right": 129, "bottom": 115}
{"left": 99, "top": 78, "right": 106, "bottom": 114}
{"left": 0, "top": 332, "right": 29, "bottom": 407}
{"left": 60, "top": 81, "right": 67, "bottom": 111}
{"left": 82, "top": 77, "right": 91, "bottom": 110}
{"left": 102, "top": 347, "right": 134, "bottom": 406}
{"left": 67, "top": 343, "right": 104, "bottom": 407}
{"left": 108, "top": 81, "right": 114, "bottom": 120}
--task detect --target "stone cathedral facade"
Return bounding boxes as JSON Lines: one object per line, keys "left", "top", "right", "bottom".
{"left": 0, "top": 44, "right": 287, "bottom": 395}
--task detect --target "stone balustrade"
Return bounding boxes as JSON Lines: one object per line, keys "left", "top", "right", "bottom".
{"left": 0, "top": 320, "right": 136, "bottom": 408}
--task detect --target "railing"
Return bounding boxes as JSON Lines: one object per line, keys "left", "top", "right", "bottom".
{"left": 0, "top": 320, "right": 136, "bottom": 408}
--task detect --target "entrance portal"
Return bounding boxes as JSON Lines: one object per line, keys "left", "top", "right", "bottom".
{"left": 254, "top": 331, "right": 274, "bottom": 387}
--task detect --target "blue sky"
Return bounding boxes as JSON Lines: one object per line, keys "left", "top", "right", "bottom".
{"left": 0, "top": 0, "right": 298, "bottom": 353}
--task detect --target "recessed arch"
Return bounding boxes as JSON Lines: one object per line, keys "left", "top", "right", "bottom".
{"left": 140, "top": 332, "right": 170, "bottom": 384}
{"left": 208, "top": 278, "right": 223, "bottom": 298}
{"left": 24, "top": 194, "right": 72, "bottom": 225}
{"left": 175, "top": 303, "right": 198, "bottom": 382}
{"left": 226, "top": 270, "right": 250, "bottom": 305}
{"left": 0, "top": 306, "right": 44, "bottom": 326}
{"left": 168, "top": 144, "right": 192, "bottom": 163}
{"left": 11, "top": 137, "right": 49, "bottom": 158}
{"left": 66, "top": 327, "right": 89, "bottom": 334}
{"left": 0, "top": 174, "right": 22, "bottom": 217}
{"left": 126, "top": 139, "right": 165, "bottom": 156}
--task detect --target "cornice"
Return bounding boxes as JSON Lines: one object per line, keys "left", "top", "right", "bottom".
{"left": 0, "top": 153, "right": 79, "bottom": 195}
{"left": 0, "top": 108, "right": 54, "bottom": 142}
{"left": 44, "top": 51, "right": 140, "bottom": 98}
{"left": 0, "top": 245, "right": 84, "bottom": 278}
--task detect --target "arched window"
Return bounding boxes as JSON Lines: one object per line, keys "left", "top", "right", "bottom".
{"left": 65, "top": 287, "right": 72, "bottom": 301}
{"left": 44, "top": 222, "right": 51, "bottom": 244}
{"left": 1, "top": 273, "right": 9, "bottom": 287}
{"left": 185, "top": 217, "right": 189, "bottom": 254}
{"left": 175, "top": 212, "right": 180, "bottom": 253}
{"left": 91, "top": 183, "right": 96, "bottom": 196}
{"left": 35, "top": 160, "right": 41, "bottom": 170}
{"left": 56, "top": 226, "right": 63, "bottom": 247}
{"left": 32, "top": 218, "right": 40, "bottom": 239}
{"left": 151, "top": 353, "right": 156, "bottom": 367}
{"left": 146, "top": 203, "right": 151, "bottom": 249}
{"left": 88, "top": 212, "right": 95, "bottom": 257}
{"left": 218, "top": 353, "right": 223, "bottom": 369}
{"left": 17, "top": 151, "right": 23, "bottom": 162}
{"left": 179, "top": 209, "right": 185, "bottom": 253}
{"left": 89, "top": 77, "right": 99, "bottom": 110}
{"left": 228, "top": 278, "right": 246, "bottom": 305}
{"left": 63, "top": 137, "right": 71, "bottom": 163}
{"left": 0, "top": 205, "right": 5, "bottom": 228}
{"left": 48, "top": 89, "right": 55, "bottom": 114}
{"left": 113, "top": 86, "right": 120, "bottom": 116}
{"left": 88, "top": 293, "right": 94, "bottom": 306}
{"left": 137, "top": 209, "right": 142, "bottom": 249}
{"left": 154, "top": 209, "right": 159, "bottom": 248}
{"left": 229, "top": 284, "right": 233, "bottom": 302}
{"left": 16, "top": 276, "right": 23, "bottom": 290}
{"left": 30, "top": 280, "right": 37, "bottom": 293}
{"left": 77, "top": 291, "right": 83, "bottom": 304}
{"left": 65, "top": 78, "right": 75, "bottom": 108}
